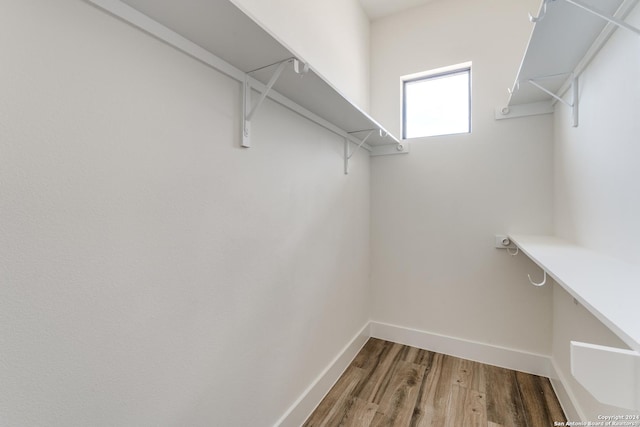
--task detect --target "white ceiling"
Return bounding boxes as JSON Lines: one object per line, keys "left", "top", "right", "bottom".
{"left": 359, "top": 0, "right": 438, "bottom": 20}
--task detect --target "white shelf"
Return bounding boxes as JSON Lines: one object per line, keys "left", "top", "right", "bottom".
{"left": 87, "top": 0, "right": 402, "bottom": 152}
{"left": 496, "top": 0, "right": 639, "bottom": 121}
{"left": 509, "top": 235, "right": 640, "bottom": 353}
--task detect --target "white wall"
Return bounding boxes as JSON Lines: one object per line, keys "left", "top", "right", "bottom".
{"left": 0, "top": 1, "right": 371, "bottom": 425}
{"left": 554, "top": 6, "right": 640, "bottom": 266}
{"left": 552, "top": 3, "right": 640, "bottom": 419}
{"left": 369, "top": 0, "right": 555, "bottom": 355}
{"left": 230, "top": 0, "right": 371, "bottom": 111}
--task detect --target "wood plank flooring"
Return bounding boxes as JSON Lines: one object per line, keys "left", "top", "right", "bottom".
{"left": 303, "top": 339, "right": 566, "bottom": 427}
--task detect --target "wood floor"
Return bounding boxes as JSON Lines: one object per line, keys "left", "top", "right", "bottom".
{"left": 303, "top": 338, "right": 565, "bottom": 427}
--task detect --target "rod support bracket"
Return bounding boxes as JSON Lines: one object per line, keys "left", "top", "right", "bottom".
{"left": 528, "top": 74, "right": 579, "bottom": 127}
{"left": 242, "top": 59, "right": 291, "bottom": 148}
{"left": 344, "top": 129, "right": 376, "bottom": 174}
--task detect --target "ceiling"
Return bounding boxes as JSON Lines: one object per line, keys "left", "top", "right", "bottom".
{"left": 359, "top": 0, "right": 438, "bottom": 20}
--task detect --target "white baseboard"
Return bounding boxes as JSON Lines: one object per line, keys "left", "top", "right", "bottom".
{"left": 276, "top": 320, "right": 582, "bottom": 426}
{"left": 548, "top": 359, "right": 586, "bottom": 421}
{"left": 274, "top": 322, "right": 370, "bottom": 427}
{"left": 369, "top": 321, "right": 552, "bottom": 378}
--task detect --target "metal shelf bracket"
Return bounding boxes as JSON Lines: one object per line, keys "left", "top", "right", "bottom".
{"left": 528, "top": 74, "right": 579, "bottom": 127}
{"left": 344, "top": 129, "right": 377, "bottom": 175}
{"left": 242, "top": 58, "right": 308, "bottom": 148}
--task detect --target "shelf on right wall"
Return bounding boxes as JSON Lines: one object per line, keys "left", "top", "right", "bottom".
{"left": 509, "top": 234, "right": 640, "bottom": 411}
{"left": 495, "top": 0, "right": 640, "bottom": 125}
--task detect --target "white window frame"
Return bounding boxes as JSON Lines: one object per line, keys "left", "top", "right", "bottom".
{"left": 401, "top": 62, "right": 472, "bottom": 140}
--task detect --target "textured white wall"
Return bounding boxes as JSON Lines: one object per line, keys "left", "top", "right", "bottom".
{"left": 369, "top": 0, "right": 555, "bottom": 355}
{"left": 553, "top": 3, "right": 640, "bottom": 419}
{"left": 0, "top": 1, "right": 370, "bottom": 425}
{"left": 554, "top": 6, "right": 640, "bottom": 266}
{"left": 231, "top": 0, "right": 371, "bottom": 111}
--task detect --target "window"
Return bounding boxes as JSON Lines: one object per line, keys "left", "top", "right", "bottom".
{"left": 402, "top": 64, "right": 471, "bottom": 139}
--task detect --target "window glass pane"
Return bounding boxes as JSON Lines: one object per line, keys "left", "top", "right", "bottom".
{"left": 403, "top": 69, "right": 470, "bottom": 139}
